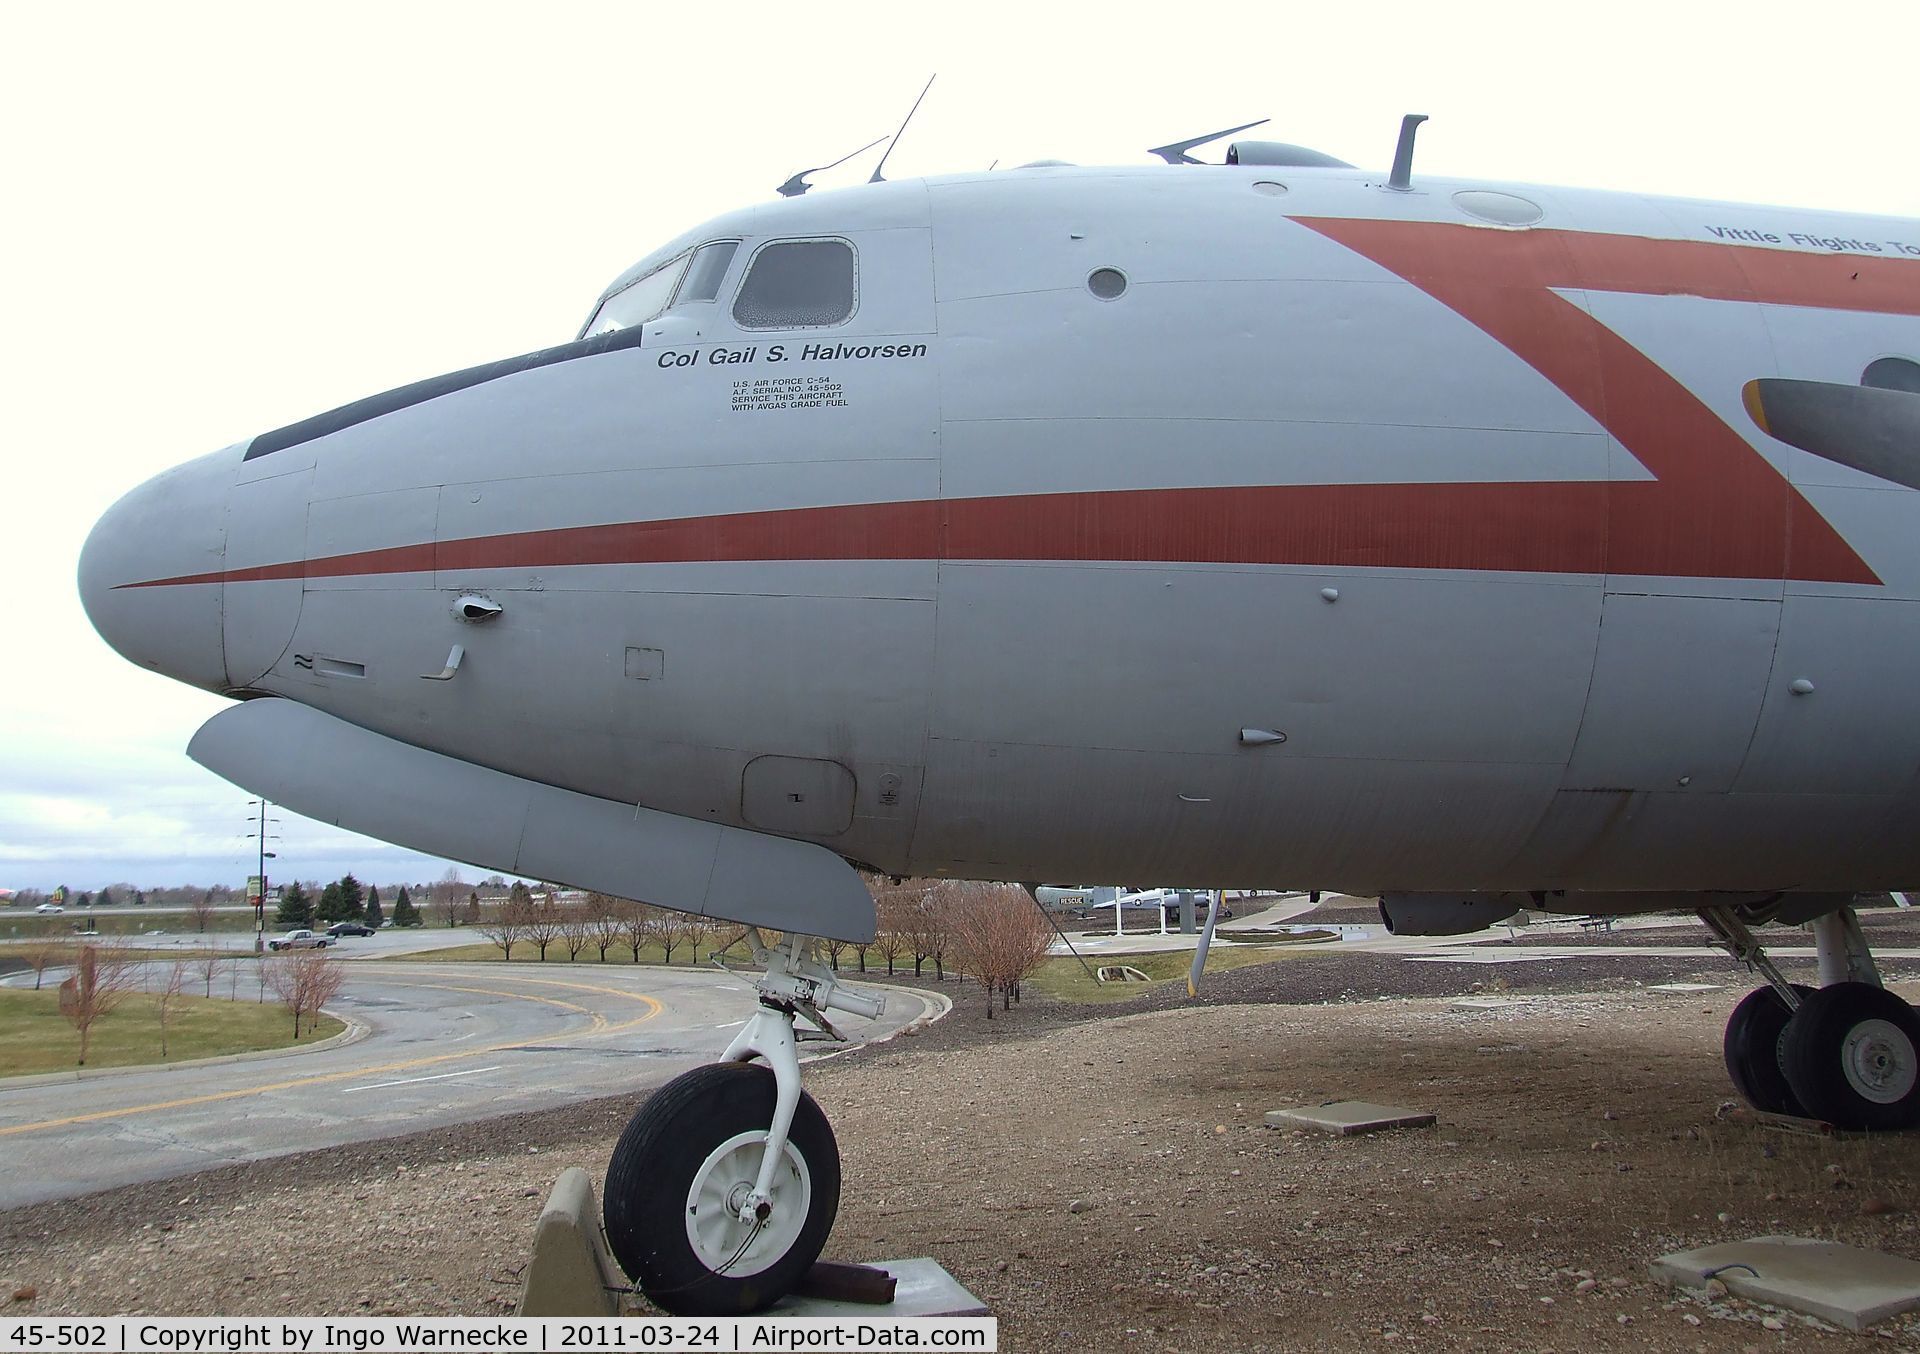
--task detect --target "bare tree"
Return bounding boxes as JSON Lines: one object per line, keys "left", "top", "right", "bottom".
{"left": 915, "top": 883, "right": 959, "bottom": 981}
{"left": 58, "top": 943, "right": 138, "bottom": 1064}
{"left": 190, "top": 890, "right": 216, "bottom": 934}
{"left": 951, "top": 882, "right": 1054, "bottom": 1017}
{"left": 869, "top": 878, "right": 929, "bottom": 976}
{"left": 524, "top": 900, "right": 562, "bottom": 961}
{"left": 557, "top": 903, "right": 591, "bottom": 961}
{"left": 21, "top": 939, "right": 69, "bottom": 991}
{"left": 681, "top": 915, "right": 715, "bottom": 966}
{"left": 477, "top": 895, "right": 531, "bottom": 961}
{"left": 155, "top": 961, "right": 189, "bottom": 1058}
{"left": 264, "top": 949, "right": 348, "bottom": 1038}
{"left": 614, "top": 899, "right": 652, "bottom": 962}
{"left": 586, "top": 894, "right": 622, "bottom": 960}
{"left": 657, "top": 908, "right": 693, "bottom": 965}
{"left": 196, "top": 949, "right": 224, "bottom": 998}
{"left": 431, "top": 867, "right": 466, "bottom": 927}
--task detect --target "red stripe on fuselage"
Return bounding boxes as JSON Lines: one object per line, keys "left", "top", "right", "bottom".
{"left": 1297, "top": 218, "right": 1891, "bottom": 585}
{"left": 124, "top": 482, "right": 1611, "bottom": 587}
{"left": 124, "top": 221, "right": 1906, "bottom": 591}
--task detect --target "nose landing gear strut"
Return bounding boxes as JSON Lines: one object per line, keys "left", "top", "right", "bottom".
{"left": 602, "top": 930, "right": 885, "bottom": 1316}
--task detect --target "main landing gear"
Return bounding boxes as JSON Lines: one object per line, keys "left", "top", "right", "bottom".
{"left": 1706, "top": 903, "right": 1920, "bottom": 1131}
{"left": 603, "top": 930, "right": 885, "bottom": 1316}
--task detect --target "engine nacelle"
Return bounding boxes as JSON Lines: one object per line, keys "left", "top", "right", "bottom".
{"left": 1378, "top": 891, "right": 1525, "bottom": 936}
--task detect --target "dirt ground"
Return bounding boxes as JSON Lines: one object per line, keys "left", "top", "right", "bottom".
{"left": 6, "top": 951, "right": 1920, "bottom": 1352}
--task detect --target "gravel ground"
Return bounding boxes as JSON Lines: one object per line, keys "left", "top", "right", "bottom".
{"left": 1466, "top": 910, "right": 1920, "bottom": 950}
{"left": 6, "top": 950, "right": 1920, "bottom": 1351}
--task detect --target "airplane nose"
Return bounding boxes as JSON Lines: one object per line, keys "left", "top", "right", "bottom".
{"left": 78, "top": 447, "right": 237, "bottom": 693}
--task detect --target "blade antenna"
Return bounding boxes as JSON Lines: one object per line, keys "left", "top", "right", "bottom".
{"left": 869, "top": 74, "right": 936, "bottom": 184}
{"left": 1387, "top": 113, "right": 1429, "bottom": 191}
{"left": 777, "top": 135, "right": 888, "bottom": 199}
{"left": 1148, "top": 117, "right": 1269, "bottom": 165}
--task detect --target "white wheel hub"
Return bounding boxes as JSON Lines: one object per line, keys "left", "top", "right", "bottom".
{"left": 1841, "top": 1018, "right": 1918, "bottom": 1105}
{"left": 684, "top": 1130, "right": 811, "bottom": 1277}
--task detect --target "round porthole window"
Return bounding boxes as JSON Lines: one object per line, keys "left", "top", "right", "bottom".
{"left": 1087, "top": 267, "right": 1128, "bottom": 300}
{"left": 1452, "top": 190, "right": 1545, "bottom": 227}
{"left": 1863, "top": 356, "right": 1920, "bottom": 394}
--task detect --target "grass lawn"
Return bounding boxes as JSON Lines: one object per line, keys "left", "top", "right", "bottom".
{"left": 1027, "top": 940, "right": 1324, "bottom": 1004}
{"left": 386, "top": 938, "right": 940, "bottom": 981}
{"left": 0, "top": 911, "right": 264, "bottom": 940}
{"left": 0, "top": 988, "right": 344, "bottom": 1077}
{"left": 400, "top": 934, "right": 1325, "bottom": 1008}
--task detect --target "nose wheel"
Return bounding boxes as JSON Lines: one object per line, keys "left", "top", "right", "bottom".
{"left": 604, "top": 1062, "right": 840, "bottom": 1315}
{"left": 603, "top": 929, "right": 882, "bottom": 1316}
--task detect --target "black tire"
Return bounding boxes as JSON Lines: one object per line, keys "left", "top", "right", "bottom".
{"left": 1723, "top": 984, "right": 1814, "bottom": 1116}
{"left": 604, "top": 1062, "right": 839, "bottom": 1316}
{"left": 1781, "top": 982, "right": 1920, "bottom": 1131}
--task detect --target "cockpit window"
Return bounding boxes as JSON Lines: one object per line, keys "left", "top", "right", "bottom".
{"left": 581, "top": 252, "right": 690, "bottom": 338}
{"left": 674, "top": 240, "right": 740, "bottom": 305}
{"left": 732, "top": 239, "right": 856, "bottom": 329}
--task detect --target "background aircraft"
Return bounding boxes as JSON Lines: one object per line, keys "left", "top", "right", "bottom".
{"left": 80, "top": 119, "right": 1920, "bottom": 1313}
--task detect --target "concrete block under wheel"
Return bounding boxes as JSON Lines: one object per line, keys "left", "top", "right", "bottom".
{"left": 764, "top": 1258, "right": 989, "bottom": 1318}
{"left": 517, "top": 1168, "right": 624, "bottom": 1317}
{"left": 1264, "top": 1101, "right": 1437, "bottom": 1136}
{"left": 1649, "top": 1235, "right": 1920, "bottom": 1331}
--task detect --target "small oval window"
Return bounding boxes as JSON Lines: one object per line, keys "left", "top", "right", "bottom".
{"left": 733, "top": 239, "right": 856, "bottom": 329}
{"left": 1088, "top": 267, "right": 1128, "bottom": 300}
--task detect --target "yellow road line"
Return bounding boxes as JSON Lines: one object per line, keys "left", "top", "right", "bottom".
{"left": 0, "top": 981, "right": 663, "bottom": 1138}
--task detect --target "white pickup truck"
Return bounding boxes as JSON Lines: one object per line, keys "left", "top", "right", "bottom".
{"left": 267, "top": 929, "right": 334, "bottom": 951}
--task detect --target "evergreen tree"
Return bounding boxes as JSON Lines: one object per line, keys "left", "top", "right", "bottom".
{"left": 391, "top": 886, "right": 421, "bottom": 928}
{"left": 134, "top": 889, "right": 148, "bottom": 906}
{"left": 97, "top": 887, "right": 115, "bottom": 907}
{"left": 276, "top": 881, "right": 315, "bottom": 928}
{"left": 339, "top": 873, "right": 365, "bottom": 921}
{"left": 464, "top": 891, "right": 481, "bottom": 925}
{"left": 364, "top": 885, "right": 384, "bottom": 929}
{"left": 317, "top": 880, "right": 347, "bottom": 924}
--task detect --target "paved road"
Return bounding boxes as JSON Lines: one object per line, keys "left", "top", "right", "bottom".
{"left": 0, "top": 962, "right": 935, "bottom": 1209}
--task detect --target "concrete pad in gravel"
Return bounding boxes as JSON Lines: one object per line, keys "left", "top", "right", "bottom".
{"left": 1264, "top": 1101, "right": 1437, "bottom": 1136}
{"left": 766, "top": 1258, "right": 989, "bottom": 1318}
{"left": 1649, "top": 1235, "right": 1920, "bottom": 1331}
{"left": 1647, "top": 982, "right": 1723, "bottom": 994}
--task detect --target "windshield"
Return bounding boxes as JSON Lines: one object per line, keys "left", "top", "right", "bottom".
{"left": 581, "top": 252, "right": 691, "bottom": 338}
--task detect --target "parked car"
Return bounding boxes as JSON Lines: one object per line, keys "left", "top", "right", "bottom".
{"left": 35, "top": 903, "right": 64, "bottom": 914}
{"left": 325, "top": 922, "right": 376, "bottom": 938}
{"left": 268, "top": 929, "right": 333, "bottom": 951}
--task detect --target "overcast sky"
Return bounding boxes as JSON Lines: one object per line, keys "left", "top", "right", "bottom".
{"left": 5, "top": 1, "right": 1919, "bottom": 893}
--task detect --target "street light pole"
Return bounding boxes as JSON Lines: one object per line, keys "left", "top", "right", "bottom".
{"left": 246, "top": 799, "right": 278, "bottom": 954}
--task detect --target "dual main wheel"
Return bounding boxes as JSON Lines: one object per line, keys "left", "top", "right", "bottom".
{"left": 1724, "top": 982, "right": 1920, "bottom": 1130}
{"left": 603, "top": 1063, "right": 840, "bottom": 1317}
